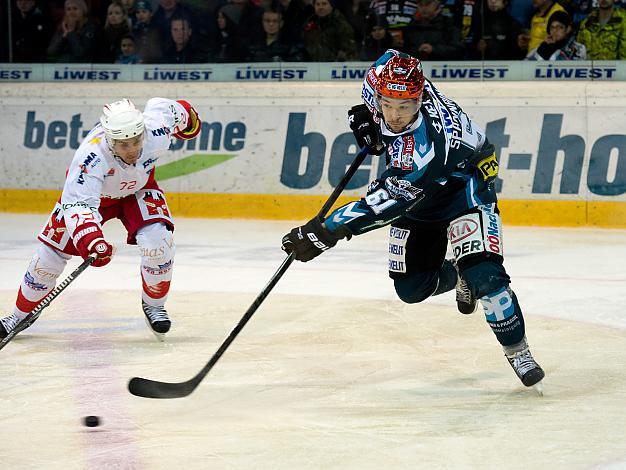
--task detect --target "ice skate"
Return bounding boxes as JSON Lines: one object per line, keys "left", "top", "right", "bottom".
{"left": 504, "top": 341, "right": 545, "bottom": 393}
{"left": 142, "top": 301, "right": 171, "bottom": 341}
{"left": 0, "top": 313, "right": 25, "bottom": 339}
{"left": 451, "top": 259, "right": 477, "bottom": 314}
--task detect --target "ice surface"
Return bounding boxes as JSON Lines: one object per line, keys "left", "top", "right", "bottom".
{"left": 1, "top": 213, "right": 625, "bottom": 469}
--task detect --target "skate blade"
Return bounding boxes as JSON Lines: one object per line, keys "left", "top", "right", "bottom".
{"left": 532, "top": 381, "right": 544, "bottom": 397}
{"left": 144, "top": 317, "right": 166, "bottom": 342}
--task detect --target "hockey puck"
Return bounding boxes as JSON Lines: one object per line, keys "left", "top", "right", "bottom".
{"left": 83, "top": 415, "right": 101, "bottom": 427}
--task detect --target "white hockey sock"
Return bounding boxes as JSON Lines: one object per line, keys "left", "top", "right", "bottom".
{"left": 137, "top": 223, "right": 175, "bottom": 308}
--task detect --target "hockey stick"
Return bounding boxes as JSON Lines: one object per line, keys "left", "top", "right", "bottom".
{"left": 0, "top": 253, "right": 97, "bottom": 352}
{"left": 128, "top": 145, "right": 372, "bottom": 399}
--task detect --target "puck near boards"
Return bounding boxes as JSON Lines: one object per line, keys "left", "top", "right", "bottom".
{"left": 83, "top": 415, "right": 101, "bottom": 427}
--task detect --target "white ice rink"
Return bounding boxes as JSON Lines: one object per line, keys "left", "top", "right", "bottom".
{"left": 1, "top": 213, "right": 625, "bottom": 469}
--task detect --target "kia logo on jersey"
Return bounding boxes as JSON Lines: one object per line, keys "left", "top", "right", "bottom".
{"left": 448, "top": 218, "right": 479, "bottom": 243}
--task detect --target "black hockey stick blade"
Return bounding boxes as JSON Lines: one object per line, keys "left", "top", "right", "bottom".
{"left": 127, "top": 146, "right": 371, "bottom": 399}
{"left": 129, "top": 252, "right": 296, "bottom": 398}
{"left": 128, "top": 376, "right": 198, "bottom": 399}
{"left": 0, "top": 253, "right": 96, "bottom": 352}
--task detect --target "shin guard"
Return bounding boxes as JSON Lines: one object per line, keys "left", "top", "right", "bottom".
{"left": 137, "top": 223, "right": 175, "bottom": 307}
{"left": 14, "top": 244, "right": 69, "bottom": 317}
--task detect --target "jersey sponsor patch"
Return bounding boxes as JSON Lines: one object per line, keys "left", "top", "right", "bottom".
{"left": 477, "top": 152, "right": 499, "bottom": 181}
{"left": 480, "top": 203, "right": 502, "bottom": 255}
{"left": 366, "top": 68, "right": 378, "bottom": 87}
{"left": 143, "top": 260, "right": 173, "bottom": 276}
{"left": 401, "top": 135, "right": 415, "bottom": 170}
{"left": 447, "top": 205, "right": 503, "bottom": 260}
{"left": 480, "top": 286, "right": 515, "bottom": 322}
{"left": 24, "top": 272, "right": 47, "bottom": 291}
{"left": 151, "top": 127, "right": 170, "bottom": 137}
{"left": 448, "top": 213, "right": 483, "bottom": 260}
{"left": 362, "top": 81, "right": 376, "bottom": 110}
{"left": 388, "top": 226, "right": 410, "bottom": 273}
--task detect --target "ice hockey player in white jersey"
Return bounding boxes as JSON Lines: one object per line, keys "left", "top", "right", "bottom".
{"left": 0, "top": 97, "right": 201, "bottom": 340}
{"left": 282, "top": 50, "right": 545, "bottom": 391}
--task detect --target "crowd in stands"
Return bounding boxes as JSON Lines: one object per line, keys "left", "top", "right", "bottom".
{"left": 5, "top": 0, "right": 626, "bottom": 63}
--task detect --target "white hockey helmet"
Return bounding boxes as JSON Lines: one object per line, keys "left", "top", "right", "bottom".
{"left": 100, "top": 98, "right": 145, "bottom": 143}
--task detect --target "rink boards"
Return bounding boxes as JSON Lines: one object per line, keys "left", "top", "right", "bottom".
{"left": 0, "top": 82, "right": 625, "bottom": 227}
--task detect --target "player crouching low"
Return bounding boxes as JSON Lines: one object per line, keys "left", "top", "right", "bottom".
{"left": 282, "top": 50, "right": 545, "bottom": 391}
{"left": 0, "top": 97, "right": 201, "bottom": 341}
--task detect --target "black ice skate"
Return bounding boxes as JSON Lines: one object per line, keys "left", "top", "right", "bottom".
{"left": 0, "top": 313, "right": 24, "bottom": 339}
{"left": 451, "top": 259, "right": 478, "bottom": 314}
{"left": 142, "top": 301, "right": 171, "bottom": 340}
{"left": 504, "top": 340, "right": 545, "bottom": 392}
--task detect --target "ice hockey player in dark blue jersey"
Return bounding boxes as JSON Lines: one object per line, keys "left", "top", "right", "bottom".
{"left": 281, "top": 49, "right": 545, "bottom": 391}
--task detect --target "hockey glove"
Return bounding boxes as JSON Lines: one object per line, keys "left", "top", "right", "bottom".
{"left": 73, "top": 222, "right": 114, "bottom": 267}
{"left": 348, "top": 104, "right": 385, "bottom": 155}
{"left": 281, "top": 217, "right": 349, "bottom": 262}
{"left": 173, "top": 99, "right": 201, "bottom": 140}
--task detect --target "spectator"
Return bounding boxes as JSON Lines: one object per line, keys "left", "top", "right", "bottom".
{"left": 456, "top": 0, "right": 479, "bottom": 49}
{"left": 302, "top": 0, "right": 358, "bottom": 61}
{"left": 469, "top": 0, "right": 525, "bottom": 60}
{"left": 369, "top": 0, "right": 419, "bottom": 48}
{"left": 100, "top": 1, "right": 131, "bottom": 62}
{"left": 116, "top": 33, "right": 142, "bottom": 62}
{"left": 161, "top": 14, "right": 205, "bottom": 63}
{"left": 214, "top": 4, "right": 248, "bottom": 61}
{"left": 247, "top": 8, "right": 305, "bottom": 61}
{"left": 133, "top": 0, "right": 162, "bottom": 62}
{"left": 404, "top": 0, "right": 465, "bottom": 60}
{"left": 525, "top": 0, "right": 566, "bottom": 52}
{"left": 230, "top": 0, "right": 265, "bottom": 44}
{"left": 577, "top": 0, "right": 626, "bottom": 59}
{"left": 120, "top": 0, "right": 136, "bottom": 20}
{"left": 344, "top": 0, "right": 371, "bottom": 46}
{"left": 46, "top": 0, "right": 67, "bottom": 26}
{"left": 567, "top": 0, "right": 594, "bottom": 28}
{"left": 121, "top": 0, "right": 137, "bottom": 25}
{"left": 273, "top": 0, "right": 315, "bottom": 45}
{"left": 527, "top": 10, "right": 586, "bottom": 59}
{"left": 47, "top": 0, "right": 100, "bottom": 62}
{"left": 11, "top": 0, "right": 51, "bottom": 62}
{"left": 152, "top": 0, "right": 195, "bottom": 46}
{"left": 359, "top": 12, "right": 393, "bottom": 60}
{"left": 508, "top": 0, "right": 535, "bottom": 30}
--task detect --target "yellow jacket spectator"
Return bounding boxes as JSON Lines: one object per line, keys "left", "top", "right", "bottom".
{"left": 577, "top": 0, "right": 626, "bottom": 59}
{"left": 528, "top": 0, "right": 565, "bottom": 51}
